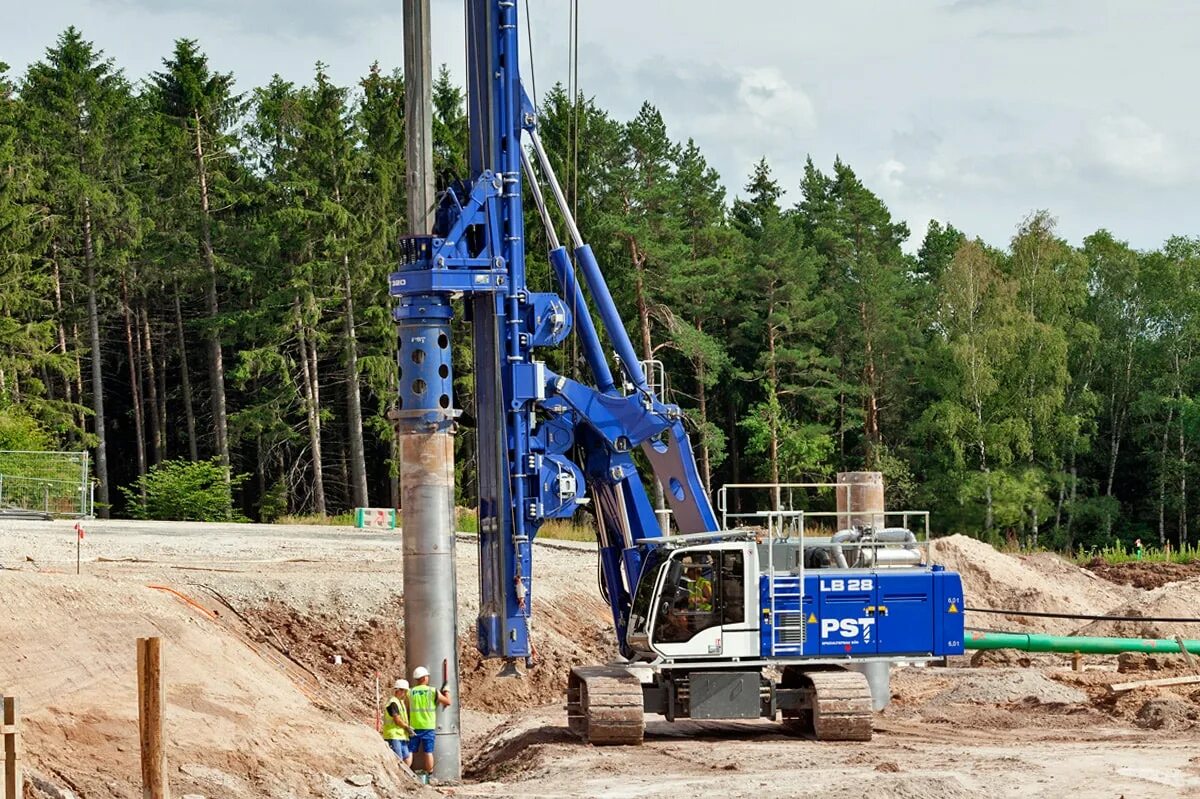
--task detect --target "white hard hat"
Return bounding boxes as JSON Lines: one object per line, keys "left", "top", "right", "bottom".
{"left": 394, "top": 679, "right": 409, "bottom": 691}
{"left": 412, "top": 666, "right": 430, "bottom": 680}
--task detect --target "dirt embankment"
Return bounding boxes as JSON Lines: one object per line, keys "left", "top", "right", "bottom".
{"left": 1084, "top": 559, "right": 1200, "bottom": 590}
{"left": 931, "top": 535, "right": 1134, "bottom": 633}
{"left": 236, "top": 588, "right": 613, "bottom": 718}
{"left": 0, "top": 572, "right": 422, "bottom": 799}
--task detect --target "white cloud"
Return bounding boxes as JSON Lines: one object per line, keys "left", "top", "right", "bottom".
{"left": 736, "top": 67, "right": 815, "bottom": 138}
{"left": 1086, "top": 115, "right": 1190, "bottom": 186}
{"left": 878, "top": 159, "right": 907, "bottom": 192}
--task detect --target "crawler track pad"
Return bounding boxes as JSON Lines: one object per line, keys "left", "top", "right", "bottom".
{"left": 806, "top": 670, "right": 874, "bottom": 741}
{"left": 567, "top": 665, "right": 645, "bottom": 746}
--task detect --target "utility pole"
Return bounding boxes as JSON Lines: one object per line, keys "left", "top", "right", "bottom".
{"left": 400, "top": 0, "right": 462, "bottom": 783}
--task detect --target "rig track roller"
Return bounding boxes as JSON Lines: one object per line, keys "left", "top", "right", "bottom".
{"left": 567, "top": 666, "right": 645, "bottom": 745}
{"left": 782, "top": 668, "right": 874, "bottom": 741}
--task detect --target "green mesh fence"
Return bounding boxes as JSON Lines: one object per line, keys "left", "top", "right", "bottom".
{"left": 0, "top": 451, "right": 91, "bottom": 517}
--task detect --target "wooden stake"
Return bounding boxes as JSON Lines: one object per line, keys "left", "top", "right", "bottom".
{"left": 3, "top": 696, "right": 20, "bottom": 799}
{"left": 1175, "top": 635, "right": 1199, "bottom": 673}
{"left": 1110, "top": 673, "right": 1200, "bottom": 693}
{"left": 137, "top": 637, "right": 169, "bottom": 799}
{"left": 1071, "top": 651, "right": 1082, "bottom": 672}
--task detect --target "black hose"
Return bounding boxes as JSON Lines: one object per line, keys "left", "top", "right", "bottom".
{"left": 965, "top": 606, "right": 1200, "bottom": 624}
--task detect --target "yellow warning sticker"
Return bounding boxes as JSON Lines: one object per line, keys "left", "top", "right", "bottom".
{"left": 807, "top": 613, "right": 817, "bottom": 624}
{"left": 948, "top": 602, "right": 959, "bottom": 614}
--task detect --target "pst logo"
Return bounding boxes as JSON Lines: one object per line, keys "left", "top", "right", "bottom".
{"left": 820, "top": 617, "right": 875, "bottom": 641}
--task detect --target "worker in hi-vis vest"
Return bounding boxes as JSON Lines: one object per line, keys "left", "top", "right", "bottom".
{"left": 686, "top": 565, "right": 713, "bottom": 612}
{"left": 382, "top": 679, "right": 414, "bottom": 766}
{"left": 407, "top": 665, "right": 452, "bottom": 778}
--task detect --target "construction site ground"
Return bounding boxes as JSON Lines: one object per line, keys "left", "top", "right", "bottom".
{"left": 3, "top": 519, "right": 1200, "bottom": 798}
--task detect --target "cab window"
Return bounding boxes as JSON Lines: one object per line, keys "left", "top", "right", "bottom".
{"left": 653, "top": 550, "right": 744, "bottom": 644}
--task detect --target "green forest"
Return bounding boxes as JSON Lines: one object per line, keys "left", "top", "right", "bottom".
{"left": 3, "top": 28, "right": 1199, "bottom": 552}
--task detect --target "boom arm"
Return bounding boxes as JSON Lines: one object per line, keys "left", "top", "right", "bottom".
{"left": 391, "top": 0, "right": 718, "bottom": 664}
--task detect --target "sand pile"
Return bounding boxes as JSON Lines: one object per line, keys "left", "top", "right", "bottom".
{"left": 931, "top": 535, "right": 1130, "bottom": 634}
{"left": 0, "top": 572, "right": 418, "bottom": 799}
{"left": 1076, "top": 576, "right": 1200, "bottom": 640}
{"left": 930, "top": 669, "right": 1088, "bottom": 705}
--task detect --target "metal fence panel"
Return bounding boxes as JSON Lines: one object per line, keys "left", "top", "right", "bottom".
{"left": 0, "top": 450, "right": 91, "bottom": 517}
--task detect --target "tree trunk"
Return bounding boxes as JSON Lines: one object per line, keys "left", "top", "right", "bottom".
{"left": 1159, "top": 404, "right": 1174, "bottom": 546}
{"left": 859, "top": 301, "right": 880, "bottom": 466}
{"left": 766, "top": 302, "right": 781, "bottom": 513}
{"left": 70, "top": 320, "right": 86, "bottom": 435}
{"left": 342, "top": 257, "right": 369, "bottom": 508}
{"left": 173, "top": 284, "right": 199, "bottom": 461}
{"left": 1065, "top": 447, "right": 1078, "bottom": 550}
{"left": 121, "top": 276, "right": 148, "bottom": 492}
{"left": 50, "top": 250, "right": 76, "bottom": 435}
{"left": 628, "top": 240, "right": 665, "bottom": 521}
{"left": 696, "top": 346, "right": 711, "bottom": 494}
{"left": 295, "top": 298, "right": 326, "bottom": 516}
{"left": 83, "top": 198, "right": 110, "bottom": 517}
{"left": 156, "top": 334, "right": 168, "bottom": 460}
{"left": 726, "top": 388, "right": 740, "bottom": 513}
{"left": 193, "top": 110, "right": 230, "bottom": 473}
{"left": 1179, "top": 372, "right": 1188, "bottom": 547}
{"left": 141, "top": 303, "right": 164, "bottom": 465}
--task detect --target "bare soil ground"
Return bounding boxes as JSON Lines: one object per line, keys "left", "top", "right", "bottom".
{"left": 1084, "top": 559, "right": 1200, "bottom": 590}
{"left": 4, "top": 520, "right": 1200, "bottom": 798}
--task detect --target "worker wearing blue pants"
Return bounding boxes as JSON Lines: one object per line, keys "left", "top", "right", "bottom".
{"left": 382, "top": 679, "right": 413, "bottom": 766}
{"left": 408, "top": 665, "right": 452, "bottom": 779}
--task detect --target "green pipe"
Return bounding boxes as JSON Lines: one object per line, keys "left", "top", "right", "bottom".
{"left": 965, "top": 630, "right": 1200, "bottom": 656}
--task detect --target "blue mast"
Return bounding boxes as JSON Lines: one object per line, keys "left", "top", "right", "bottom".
{"left": 392, "top": 0, "right": 720, "bottom": 666}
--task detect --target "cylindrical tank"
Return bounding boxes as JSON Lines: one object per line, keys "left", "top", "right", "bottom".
{"left": 836, "top": 471, "right": 885, "bottom": 532}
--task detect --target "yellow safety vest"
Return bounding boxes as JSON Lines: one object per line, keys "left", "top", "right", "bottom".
{"left": 689, "top": 576, "right": 713, "bottom": 612}
{"left": 408, "top": 685, "right": 437, "bottom": 730}
{"left": 382, "top": 697, "right": 409, "bottom": 741}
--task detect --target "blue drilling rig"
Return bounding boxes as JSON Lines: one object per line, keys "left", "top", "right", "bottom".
{"left": 392, "top": 0, "right": 965, "bottom": 744}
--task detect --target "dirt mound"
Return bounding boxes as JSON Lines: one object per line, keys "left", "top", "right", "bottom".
{"left": 931, "top": 535, "right": 1132, "bottom": 634}
{"left": 1085, "top": 559, "right": 1200, "bottom": 590}
{"left": 0, "top": 572, "right": 417, "bottom": 799}
{"left": 931, "top": 669, "right": 1088, "bottom": 705}
{"left": 459, "top": 590, "right": 612, "bottom": 712}
{"left": 1076, "top": 575, "right": 1200, "bottom": 640}
{"left": 1135, "top": 696, "right": 1200, "bottom": 730}
{"left": 235, "top": 598, "right": 407, "bottom": 719}
{"left": 238, "top": 587, "right": 613, "bottom": 718}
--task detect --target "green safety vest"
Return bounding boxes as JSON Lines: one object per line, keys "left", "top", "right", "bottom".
{"left": 382, "top": 697, "right": 409, "bottom": 741}
{"left": 689, "top": 576, "right": 713, "bottom": 612}
{"left": 408, "top": 685, "right": 438, "bottom": 730}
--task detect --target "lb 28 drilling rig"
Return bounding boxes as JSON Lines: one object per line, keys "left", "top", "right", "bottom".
{"left": 391, "top": 0, "right": 965, "bottom": 744}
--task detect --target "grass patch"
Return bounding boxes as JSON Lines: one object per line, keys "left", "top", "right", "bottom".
{"left": 1073, "top": 540, "right": 1200, "bottom": 565}
{"left": 536, "top": 520, "right": 595, "bottom": 543}
{"left": 275, "top": 512, "right": 357, "bottom": 526}
{"left": 451, "top": 512, "right": 594, "bottom": 543}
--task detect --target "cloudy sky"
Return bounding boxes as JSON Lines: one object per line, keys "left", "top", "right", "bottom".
{"left": 5, "top": 0, "right": 1198, "bottom": 252}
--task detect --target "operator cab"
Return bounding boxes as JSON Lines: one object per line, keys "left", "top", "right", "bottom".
{"left": 626, "top": 542, "right": 758, "bottom": 660}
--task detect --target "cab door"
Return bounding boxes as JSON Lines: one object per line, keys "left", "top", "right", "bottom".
{"left": 648, "top": 546, "right": 753, "bottom": 659}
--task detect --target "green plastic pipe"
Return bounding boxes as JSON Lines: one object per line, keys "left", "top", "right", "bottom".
{"left": 965, "top": 630, "right": 1200, "bottom": 656}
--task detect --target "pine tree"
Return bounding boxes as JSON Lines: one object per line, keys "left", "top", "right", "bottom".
{"left": 21, "top": 28, "right": 142, "bottom": 515}
{"left": 150, "top": 39, "right": 240, "bottom": 476}
{"left": 733, "top": 160, "right": 836, "bottom": 508}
